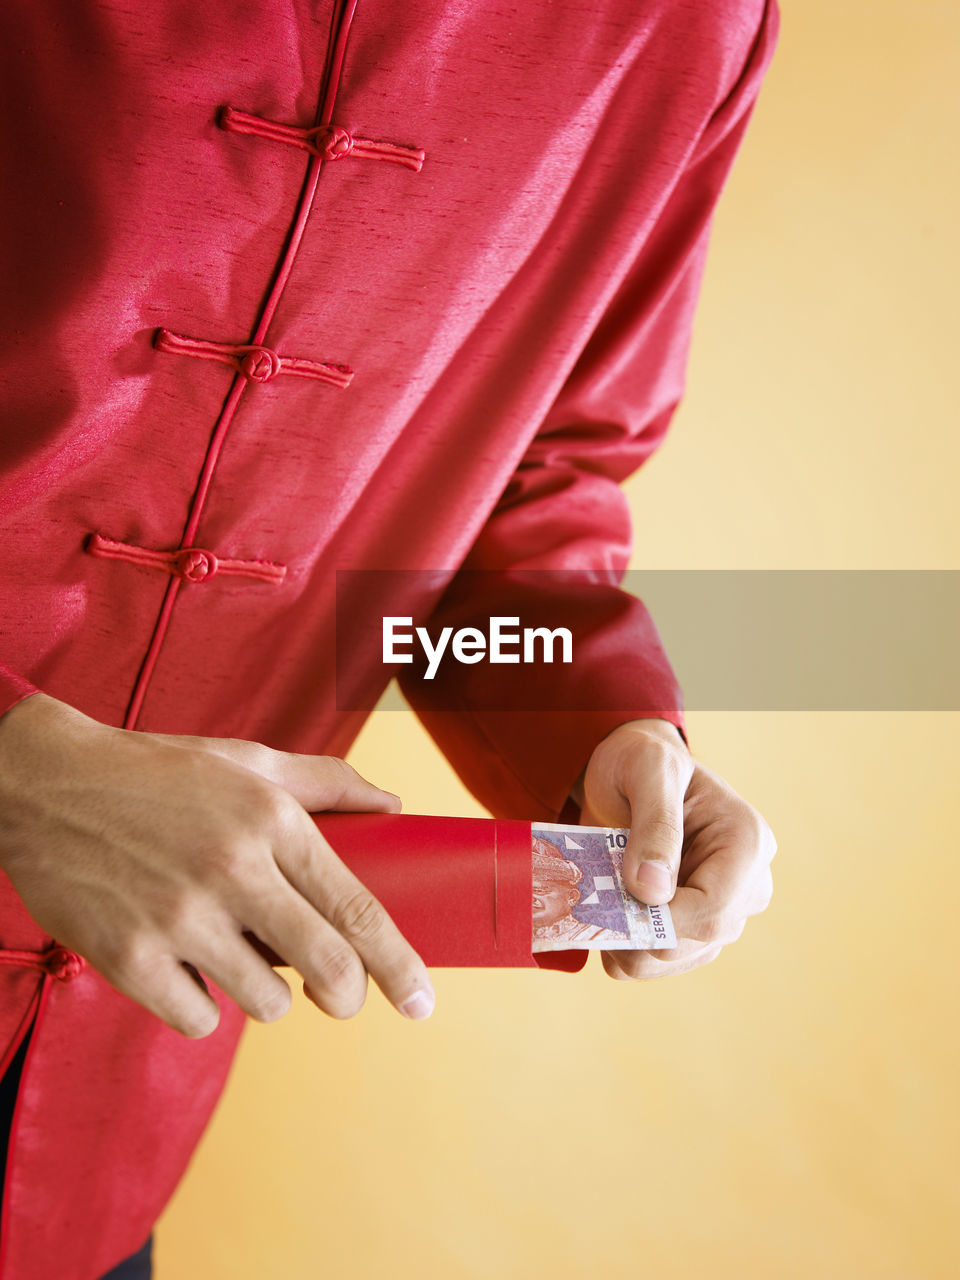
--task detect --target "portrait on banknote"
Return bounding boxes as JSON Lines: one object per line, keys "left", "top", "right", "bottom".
{"left": 532, "top": 825, "right": 676, "bottom": 952}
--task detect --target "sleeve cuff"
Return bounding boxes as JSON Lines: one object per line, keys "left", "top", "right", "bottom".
{"left": 0, "top": 663, "right": 40, "bottom": 720}
{"left": 398, "top": 573, "right": 685, "bottom": 819}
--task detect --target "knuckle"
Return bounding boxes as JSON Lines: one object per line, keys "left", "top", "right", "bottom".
{"left": 322, "top": 755, "right": 353, "bottom": 779}
{"left": 612, "top": 730, "right": 670, "bottom": 778}
{"left": 307, "top": 941, "right": 364, "bottom": 1000}
{"left": 253, "top": 780, "right": 298, "bottom": 832}
{"left": 195, "top": 838, "right": 253, "bottom": 889}
{"left": 198, "top": 735, "right": 274, "bottom": 772}
{"left": 645, "top": 814, "right": 684, "bottom": 846}
{"left": 696, "top": 913, "right": 726, "bottom": 945}
{"left": 231, "top": 737, "right": 274, "bottom": 768}
{"left": 103, "top": 933, "right": 155, "bottom": 981}
{"left": 317, "top": 756, "right": 358, "bottom": 802}
{"left": 332, "top": 889, "right": 387, "bottom": 945}
{"left": 155, "top": 888, "right": 199, "bottom": 937}
{"left": 740, "top": 804, "right": 777, "bottom": 860}
{"left": 635, "top": 731, "right": 688, "bottom": 778}
{"left": 630, "top": 725, "right": 675, "bottom": 753}
{"left": 215, "top": 739, "right": 278, "bottom": 785}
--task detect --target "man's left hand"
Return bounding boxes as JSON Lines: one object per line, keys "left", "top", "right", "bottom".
{"left": 576, "top": 718, "right": 776, "bottom": 980}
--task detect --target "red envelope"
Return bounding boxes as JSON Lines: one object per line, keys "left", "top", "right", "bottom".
{"left": 314, "top": 812, "right": 587, "bottom": 972}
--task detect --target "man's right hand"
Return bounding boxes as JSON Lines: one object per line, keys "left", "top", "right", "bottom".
{"left": 0, "top": 693, "right": 435, "bottom": 1038}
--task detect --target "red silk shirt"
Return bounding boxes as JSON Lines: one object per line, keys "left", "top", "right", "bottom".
{"left": 0, "top": 2, "right": 777, "bottom": 1275}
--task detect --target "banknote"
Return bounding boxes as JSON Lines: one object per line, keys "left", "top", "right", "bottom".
{"left": 531, "top": 824, "right": 677, "bottom": 952}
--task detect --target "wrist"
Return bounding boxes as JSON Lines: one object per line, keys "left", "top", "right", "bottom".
{"left": 0, "top": 693, "right": 101, "bottom": 868}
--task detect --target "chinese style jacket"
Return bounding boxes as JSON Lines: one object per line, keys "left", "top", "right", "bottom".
{"left": 0, "top": 1, "right": 777, "bottom": 1275}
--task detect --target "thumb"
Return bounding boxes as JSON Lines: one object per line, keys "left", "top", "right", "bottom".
{"left": 619, "top": 766, "right": 687, "bottom": 908}
{"left": 158, "top": 733, "right": 402, "bottom": 814}
{"left": 264, "top": 754, "right": 403, "bottom": 816}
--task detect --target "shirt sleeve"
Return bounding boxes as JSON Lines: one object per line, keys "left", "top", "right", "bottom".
{"left": 0, "top": 663, "right": 39, "bottom": 720}
{"left": 397, "top": 2, "right": 779, "bottom": 821}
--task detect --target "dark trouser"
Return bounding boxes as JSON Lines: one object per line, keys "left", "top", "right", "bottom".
{"left": 0, "top": 1027, "right": 153, "bottom": 1279}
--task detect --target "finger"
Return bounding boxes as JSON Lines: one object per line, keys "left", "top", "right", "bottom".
{"left": 602, "top": 941, "right": 724, "bottom": 982}
{"left": 245, "top": 874, "right": 370, "bottom": 1020}
{"left": 666, "top": 836, "right": 773, "bottom": 945}
{"left": 612, "top": 913, "right": 745, "bottom": 973}
{"left": 101, "top": 945, "right": 222, "bottom": 1039}
{"left": 184, "top": 926, "right": 293, "bottom": 1024}
{"left": 602, "top": 950, "right": 630, "bottom": 980}
{"left": 604, "top": 938, "right": 705, "bottom": 980}
{"left": 247, "top": 754, "right": 402, "bottom": 816}
{"left": 618, "top": 748, "right": 690, "bottom": 907}
{"left": 651, "top": 914, "right": 746, "bottom": 965}
{"left": 162, "top": 735, "right": 402, "bottom": 816}
{"left": 271, "top": 820, "right": 435, "bottom": 1020}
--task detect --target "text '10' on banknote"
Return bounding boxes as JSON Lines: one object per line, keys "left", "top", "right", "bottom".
{"left": 531, "top": 824, "right": 677, "bottom": 952}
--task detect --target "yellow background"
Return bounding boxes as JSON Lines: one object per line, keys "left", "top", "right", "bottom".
{"left": 157, "top": 3, "right": 959, "bottom": 1276}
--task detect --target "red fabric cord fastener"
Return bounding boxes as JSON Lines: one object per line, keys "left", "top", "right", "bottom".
{"left": 86, "top": 533, "right": 287, "bottom": 585}
{"left": 0, "top": 946, "right": 85, "bottom": 982}
{"left": 122, "top": 0, "right": 360, "bottom": 732}
{"left": 219, "top": 105, "right": 425, "bottom": 171}
{"left": 152, "top": 328, "right": 354, "bottom": 388}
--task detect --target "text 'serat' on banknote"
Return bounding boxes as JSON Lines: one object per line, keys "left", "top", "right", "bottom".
{"left": 531, "top": 824, "right": 677, "bottom": 952}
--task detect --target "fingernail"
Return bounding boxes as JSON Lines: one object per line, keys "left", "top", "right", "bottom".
{"left": 399, "top": 988, "right": 435, "bottom": 1020}
{"left": 634, "top": 861, "right": 673, "bottom": 901}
